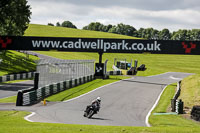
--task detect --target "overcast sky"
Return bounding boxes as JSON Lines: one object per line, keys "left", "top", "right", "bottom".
{"left": 28, "top": 0, "right": 200, "bottom": 31}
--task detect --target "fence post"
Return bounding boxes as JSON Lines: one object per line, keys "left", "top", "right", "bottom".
{"left": 34, "top": 73, "right": 39, "bottom": 90}
{"left": 16, "top": 90, "right": 23, "bottom": 106}
{"left": 171, "top": 99, "right": 176, "bottom": 112}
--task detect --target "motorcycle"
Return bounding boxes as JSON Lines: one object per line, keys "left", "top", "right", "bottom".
{"left": 83, "top": 104, "right": 98, "bottom": 118}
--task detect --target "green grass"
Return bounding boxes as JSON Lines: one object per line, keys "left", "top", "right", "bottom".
{"left": 0, "top": 51, "right": 38, "bottom": 76}
{"left": 151, "top": 83, "right": 177, "bottom": 113}
{"left": 0, "top": 96, "right": 16, "bottom": 103}
{"left": 0, "top": 110, "right": 200, "bottom": 133}
{"left": 1, "top": 79, "right": 200, "bottom": 133}
{"left": 35, "top": 52, "right": 200, "bottom": 76}
{"left": 46, "top": 75, "right": 130, "bottom": 102}
{"left": 149, "top": 84, "right": 200, "bottom": 129}
{"left": 149, "top": 83, "right": 200, "bottom": 127}
{"left": 180, "top": 74, "right": 200, "bottom": 109}
{"left": 0, "top": 79, "right": 32, "bottom": 85}
{"left": 1, "top": 24, "right": 200, "bottom": 132}
{"left": 0, "top": 76, "right": 130, "bottom": 103}
{"left": 25, "top": 24, "right": 138, "bottom": 39}
{"left": 24, "top": 24, "right": 200, "bottom": 76}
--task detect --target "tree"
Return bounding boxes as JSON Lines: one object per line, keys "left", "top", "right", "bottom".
{"left": 109, "top": 23, "right": 137, "bottom": 37}
{"left": 171, "top": 29, "right": 188, "bottom": 40}
{"left": 56, "top": 22, "right": 61, "bottom": 27}
{"left": 190, "top": 29, "right": 200, "bottom": 41}
{"left": 151, "top": 29, "right": 159, "bottom": 40}
{"left": 125, "top": 25, "right": 136, "bottom": 36}
{"left": 86, "top": 22, "right": 101, "bottom": 31}
{"left": 159, "top": 29, "right": 171, "bottom": 40}
{"left": 108, "top": 26, "right": 118, "bottom": 34}
{"left": 106, "top": 24, "right": 113, "bottom": 32}
{"left": 137, "top": 28, "right": 145, "bottom": 38}
{"left": 143, "top": 28, "right": 154, "bottom": 39}
{"left": 82, "top": 25, "right": 89, "bottom": 30}
{"left": 61, "top": 21, "right": 77, "bottom": 29}
{"left": 0, "top": 0, "right": 31, "bottom": 36}
{"left": 48, "top": 23, "right": 54, "bottom": 26}
{"left": 83, "top": 22, "right": 113, "bottom": 32}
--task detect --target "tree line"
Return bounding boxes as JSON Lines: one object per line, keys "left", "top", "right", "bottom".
{"left": 48, "top": 21, "right": 77, "bottom": 29}
{"left": 49, "top": 21, "right": 200, "bottom": 41}
{"left": 1, "top": 0, "right": 199, "bottom": 42}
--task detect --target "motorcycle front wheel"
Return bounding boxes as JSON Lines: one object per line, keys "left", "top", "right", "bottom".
{"left": 87, "top": 110, "right": 94, "bottom": 118}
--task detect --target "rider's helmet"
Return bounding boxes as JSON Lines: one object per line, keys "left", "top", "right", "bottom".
{"left": 97, "top": 97, "right": 101, "bottom": 102}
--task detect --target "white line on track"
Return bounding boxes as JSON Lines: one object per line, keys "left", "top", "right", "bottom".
{"left": 24, "top": 73, "right": 173, "bottom": 125}
{"left": 169, "top": 76, "right": 182, "bottom": 81}
{"left": 145, "top": 85, "right": 167, "bottom": 127}
{"left": 0, "top": 95, "right": 16, "bottom": 99}
{"left": 24, "top": 112, "right": 36, "bottom": 122}
{"left": 24, "top": 79, "right": 126, "bottom": 122}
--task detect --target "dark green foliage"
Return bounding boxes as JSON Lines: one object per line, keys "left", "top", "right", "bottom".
{"left": 61, "top": 21, "right": 77, "bottom": 29}
{"left": 0, "top": 51, "right": 37, "bottom": 76}
{"left": 56, "top": 22, "right": 61, "bottom": 27}
{"left": 47, "top": 23, "right": 54, "bottom": 26}
{"left": 83, "top": 22, "right": 137, "bottom": 37}
{"left": 52, "top": 21, "right": 77, "bottom": 29}
{"left": 171, "top": 29, "right": 200, "bottom": 41}
{"left": 47, "top": 20, "right": 200, "bottom": 41}
{"left": 83, "top": 22, "right": 108, "bottom": 32}
{"left": 0, "top": 0, "right": 31, "bottom": 36}
{"left": 159, "top": 29, "right": 171, "bottom": 40}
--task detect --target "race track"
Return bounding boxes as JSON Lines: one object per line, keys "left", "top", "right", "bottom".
{"left": 0, "top": 80, "right": 33, "bottom": 99}
{"left": 28, "top": 72, "right": 192, "bottom": 126}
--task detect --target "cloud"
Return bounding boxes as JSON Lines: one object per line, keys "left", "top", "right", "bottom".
{"left": 40, "top": 0, "right": 200, "bottom": 11}
{"left": 28, "top": 0, "right": 200, "bottom": 31}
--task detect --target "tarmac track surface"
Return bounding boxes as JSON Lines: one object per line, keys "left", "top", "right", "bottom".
{"left": 28, "top": 72, "right": 192, "bottom": 126}
{"left": 0, "top": 80, "right": 33, "bottom": 99}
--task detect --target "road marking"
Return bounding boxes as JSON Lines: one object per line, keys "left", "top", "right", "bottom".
{"left": 24, "top": 73, "right": 181, "bottom": 124}
{"left": 169, "top": 76, "right": 182, "bottom": 80}
{"left": 23, "top": 79, "right": 128, "bottom": 123}
{"left": 145, "top": 85, "right": 167, "bottom": 127}
{"left": 24, "top": 112, "right": 36, "bottom": 122}
{"left": 0, "top": 95, "right": 16, "bottom": 99}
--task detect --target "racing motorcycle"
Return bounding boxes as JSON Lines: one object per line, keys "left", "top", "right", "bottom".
{"left": 83, "top": 104, "right": 99, "bottom": 118}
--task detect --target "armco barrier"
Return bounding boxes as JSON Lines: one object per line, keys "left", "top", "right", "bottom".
{"left": 112, "top": 65, "right": 120, "bottom": 71}
{"left": 0, "top": 72, "right": 35, "bottom": 83}
{"left": 107, "top": 71, "right": 122, "bottom": 75}
{"left": 171, "top": 81, "right": 184, "bottom": 114}
{"left": 16, "top": 74, "right": 94, "bottom": 106}
{"left": 191, "top": 106, "right": 200, "bottom": 121}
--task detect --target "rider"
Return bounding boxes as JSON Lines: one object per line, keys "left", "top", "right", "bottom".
{"left": 85, "top": 97, "right": 101, "bottom": 113}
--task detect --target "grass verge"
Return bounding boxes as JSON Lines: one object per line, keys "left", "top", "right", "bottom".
{"left": 46, "top": 75, "right": 130, "bottom": 102}
{"left": 0, "top": 96, "right": 16, "bottom": 103}
{"left": 180, "top": 74, "right": 200, "bottom": 109}
{"left": 1, "top": 81, "right": 200, "bottom": 132}
{"left": 0, "top": 79, "right": 31, "bottom": 85}
{"left": 0, "top": 50, "right": 38, "bottom": 76}
{"left": 149, "top": 83, "right": 200, "bottom": 127}
{"left": 35, "top": 51, "right": 200, "bottom": 76}
{"left": 0, "top": 76, "right": 130, "bottom": 103}
{"left": 0, "top": 111, "right": 200, "bottom": 133}
{"left": 25, "top": 24, "right": 138, "bottom": 39}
